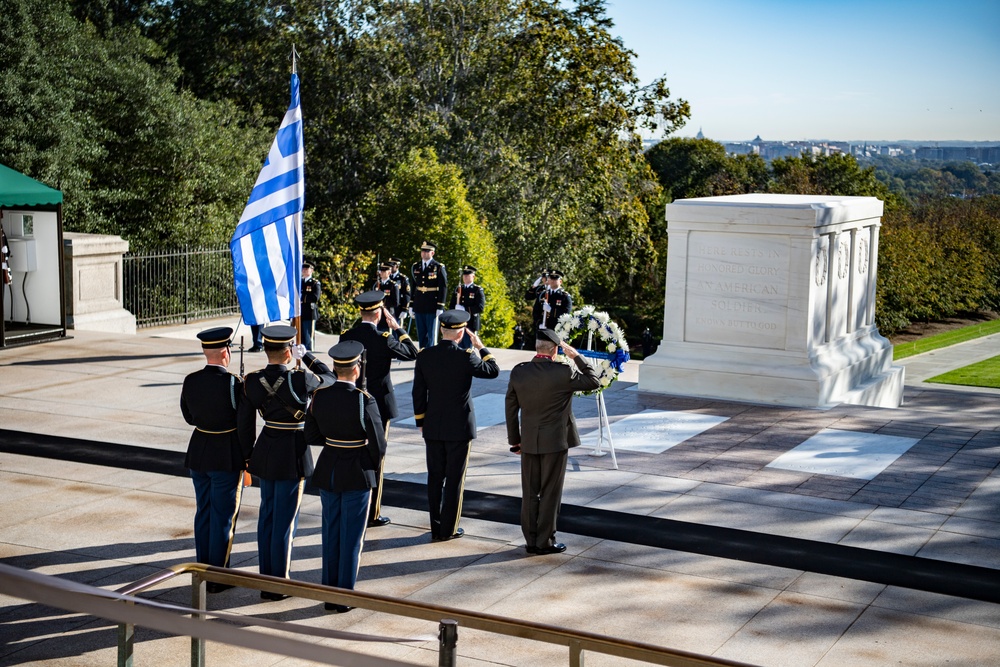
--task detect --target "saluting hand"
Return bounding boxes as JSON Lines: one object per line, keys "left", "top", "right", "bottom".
{"left": 383, "top": 308, "right": 400, "bottom": 330}
{"left": 560, "top": 341, "right": 579, "bottom": 359}
{"left": 467, "top": 330, "right": 485, "bottom": 350}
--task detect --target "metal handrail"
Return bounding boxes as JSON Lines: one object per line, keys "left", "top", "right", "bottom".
{"left": 116, "top": 562, "right": 760, "bottom": 667}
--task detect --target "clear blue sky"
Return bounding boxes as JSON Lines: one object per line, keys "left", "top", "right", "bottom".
{"left": 603, "top": 0, "right": 1000, "bottom": 142}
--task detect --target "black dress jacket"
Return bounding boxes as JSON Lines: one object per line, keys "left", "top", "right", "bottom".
{"left": 306, "top": 382, "right": 387, "bottom": 492}
{"left": 339, "top": 322, "right": 418, "bottom": 421}
{"left": 238, "top": 353, "right": 335, "bottom": 480}
{"left": 410, "top": 258, "right": 448, "bottom": 313}
{"left": 181, "top": 365, "right": 249, "bottom": 472}
{"left": 412, "top": 340, "right": 500, "bottom": 441}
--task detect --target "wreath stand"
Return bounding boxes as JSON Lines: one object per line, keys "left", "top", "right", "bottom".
{"left": 584, "top": 330, "right": 618, "bottom": 470}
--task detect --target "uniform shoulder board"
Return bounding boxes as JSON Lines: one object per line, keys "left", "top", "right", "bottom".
{"left": 466, "top": 348, "right": 474, "bottom": 354}
{"left": 381, "top": 331, "right": 390, "bottom": 339}
{"left": 356, "top": 387, "right": 374, "bottom": 399}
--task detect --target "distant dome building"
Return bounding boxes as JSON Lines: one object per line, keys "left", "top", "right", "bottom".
{"left": 695, "top": 127, "right": 705, "bottom": 140}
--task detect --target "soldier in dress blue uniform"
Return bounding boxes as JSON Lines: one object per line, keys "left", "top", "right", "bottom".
{"left": 387, "top": 257, "right": 410, "bottom": 320}
{"left": 412, "top": 310, "right": 500, "bottom": 541}
{"left": 339, "top": 290, "right": 418, "bottom": 528}
{"left": 180, "top": 326, "right": 249, "bottom": 593}
{"left": 301, "top": 262, "right": 322, "bottom": 351}
{"left": 449, "top": 265, "right": 486, "bottom": 333}
{"left": 370, "top": 262, "right": 400, "bottom": 328}
{"left": 237, "top": 325, "right": 335, "bottom": 598}
{"left": 531, "top": 269, "right": 573, "bottom": 332}
{"left": 410, "top": 241, "right": 448, "bottom": 348}
{"left": 305, "top": 340, "right": 387, "bottom": 613}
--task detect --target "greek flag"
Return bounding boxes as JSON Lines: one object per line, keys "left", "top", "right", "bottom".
{"left": 230, "top": 72, "right": 304, "bottom": 326}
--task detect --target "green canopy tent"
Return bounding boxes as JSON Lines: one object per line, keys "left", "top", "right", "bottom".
{"left": 0, "top": 164, "right": 67, "bottom": 347}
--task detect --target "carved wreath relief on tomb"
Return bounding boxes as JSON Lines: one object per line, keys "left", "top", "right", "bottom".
{"left": 815, "top": 241, "right": 828, "bottom": 287}
{"left": 857, "top": 237, "right": 869, "bottom": 274}
{"left": 836, "top": 238, "right": 851, "bottom": 280}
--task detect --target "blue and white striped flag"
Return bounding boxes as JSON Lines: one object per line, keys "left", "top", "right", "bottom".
{"left": 230, "top": 73, "right": 304, "bottom": 326}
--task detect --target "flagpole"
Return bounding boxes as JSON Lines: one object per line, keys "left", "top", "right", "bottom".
{"left": 291, "top": 45, "right": 302, "bottom": 360}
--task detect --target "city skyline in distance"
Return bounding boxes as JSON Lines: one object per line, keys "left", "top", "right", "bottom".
{"left": 605, "top": 0, "right": 1000, "bottom": 142}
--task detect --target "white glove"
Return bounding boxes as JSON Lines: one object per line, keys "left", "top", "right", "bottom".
{"left": 291, "top": 344, "right": 306, "bottom": 360}
{"left": 436, "top": 309, "right": 444, "bottom": 316}
{"left": 455, "top": 305, "right": 466, "bottom": 311}
{"left": 532, "top": 277, "right": 542, "bottom": 287}
{"left": 542, "top": 302, "right": 552, "bottom": 312}
{"left": 407, "top": 307, "right": 414, "bottom": 317}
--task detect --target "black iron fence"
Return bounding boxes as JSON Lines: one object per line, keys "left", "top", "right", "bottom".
{"left": 124, "top": 246, "right": 239, "bottom": 328}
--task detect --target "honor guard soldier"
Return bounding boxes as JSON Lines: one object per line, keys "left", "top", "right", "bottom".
{"left": 410, "top": 241, "right": 448, "bottom": 348}
{"left": 450, "top": 265, "right": 486, "bottom": 333}
{"left": 387, "top": 257, "right": 410, "bottom": 319}
{"left": 301, "top": 262, "right": 322, "bottom": 351}
{"left": 305, "top": 340, "right": 387, "bottom": 613}
{"left": 532, "top": 269, "right": 573, "bottom": 331}
{"left": 180, "top": 327, "right": 249, "bottom": 592}
{"left": 339, "top": 290, "right": 418, "bottom": 528}
{"left": 237, "top": 325, "right": 335, "bottom": 597}
{"left": 524, "top": 268, "right": 550, "bottom": 304}
{"left": 371, "top": 262, "right": 401, "bottom": 326}
{"left": 412, "top": 310, "right": 500, "bottom": 541}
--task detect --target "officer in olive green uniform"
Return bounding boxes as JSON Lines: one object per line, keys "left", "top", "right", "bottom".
{"left": 412, "top": 310, "right": 500, "bottom": 541}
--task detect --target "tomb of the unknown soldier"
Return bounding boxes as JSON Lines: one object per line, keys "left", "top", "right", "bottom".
{"left": 641, "top": 194, "right": 905, "bottom": 409}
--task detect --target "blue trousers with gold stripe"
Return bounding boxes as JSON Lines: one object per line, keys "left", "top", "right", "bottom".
{"left": 257, "top": 478, "right": 305, "bottom": 578}
{"left": 425, "top": 439, "right": 471, "bottom": 540}
{"left": 320, "top": 488, "right": 371, "bottom": 589}
{"left": 191, "top": 470, "right": 243, "bottom": 567}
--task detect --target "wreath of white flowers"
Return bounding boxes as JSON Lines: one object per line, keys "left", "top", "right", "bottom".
{"left": 553, "top": 306, "right": 630, "bottom": 396}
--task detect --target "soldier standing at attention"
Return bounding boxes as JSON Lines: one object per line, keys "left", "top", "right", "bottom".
{"left": 412, "top": 310, "right": 500, "bottom": 541}
{"left": 410, "top": 241, "right": 448, "bottom": 348}
{"left": 538, "top": 270, "right": 572, "bottom": 331}
{"left": 305, "top": 340, "right": 387, "bottom": 613}
{"left": 238, "top": 325, "right": 335, "bottom": 598}
{"left": 387, "top": 257, "right": 410, "bottom": 320}
{"left": 339, "top": 291, "right": 418, "bottom": 528}
{"left": 371, "top": 262, "right": 400, "bottom": 327}
{"left": 180, "top": 327, "right": 249, "bottom": 593}
{"left": 300, "top": 262, "right": 322, "bottom": 351}
{"left": 450, "top": 265, "right": 486, "bottom": 334}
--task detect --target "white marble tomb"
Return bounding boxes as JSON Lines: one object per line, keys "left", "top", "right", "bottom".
{"left": 639, "top": 194, "right": 904, "bottom": 408}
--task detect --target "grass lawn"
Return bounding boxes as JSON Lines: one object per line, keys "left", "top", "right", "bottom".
{"left": 893, "top": 318, "right": 1000, "bottom": 360}
{"left": 926, "top": 355, "right": 1000, "bottom": 389}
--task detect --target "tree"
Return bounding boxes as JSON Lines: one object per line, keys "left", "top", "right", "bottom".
{"left": 770, "top": 153, "right": 904, "bottom": 210}
{"left": 0, "top": 0, "right": 270, "bottom": 248}
{"left": 360, "top": 148, "right": 516, "bottom": 347}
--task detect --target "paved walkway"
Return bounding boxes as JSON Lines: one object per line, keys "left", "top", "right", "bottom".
{"left": 1, "top": 321, "right": 999, "bottom": 666}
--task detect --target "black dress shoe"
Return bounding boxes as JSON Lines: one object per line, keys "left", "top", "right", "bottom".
{"left": 248, "top": 346, "right": 263, "bottom": 353}
{"left": 260, "top": 591, "right": 289, "bottom": 601}
{"left": 367, "top": 516, "right": 391, "bottom": 528}
{"left": 525, "top": 545, "right": 540, "bottom": 555}
{"left": 206, "top": 582, "right": 234, "bottom": 594}
{"left": 324, "top": 603, "right": 355, "bottom": 613}
{"left": 432, "top": 527, "right": 464, "bottom": 542}
{"left": 534, "top": 543, "right": 567, "bottom": 555}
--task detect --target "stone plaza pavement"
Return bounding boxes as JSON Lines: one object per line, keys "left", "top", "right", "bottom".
{"left": 1, "top": 319, "right": 999, "bottom": 666}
